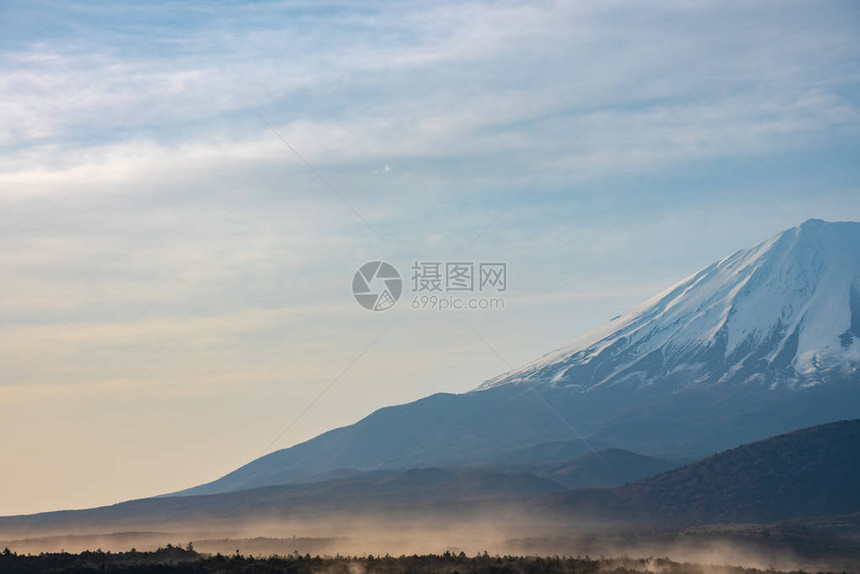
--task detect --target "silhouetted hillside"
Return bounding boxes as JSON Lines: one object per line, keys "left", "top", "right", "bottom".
{"left": 550, "top": 419, "right": 860, "bottom": 523}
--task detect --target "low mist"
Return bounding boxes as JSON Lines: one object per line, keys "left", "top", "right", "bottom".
{"left": 2, "top": 510, "right": 859, "bottom": 573}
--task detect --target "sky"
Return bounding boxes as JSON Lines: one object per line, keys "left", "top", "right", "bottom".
{"left": 1, "top": 0, "right": 859, "bottom": 516}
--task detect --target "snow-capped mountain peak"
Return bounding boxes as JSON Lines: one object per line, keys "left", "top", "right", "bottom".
{"left": 478, "top": 219, "right": 860, "bottom": 393}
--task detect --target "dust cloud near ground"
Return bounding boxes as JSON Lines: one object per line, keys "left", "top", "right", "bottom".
{"left": 2, "top": 512, "right": 859, "bottom": 572}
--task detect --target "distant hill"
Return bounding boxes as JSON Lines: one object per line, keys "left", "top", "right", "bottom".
{"left": 548, "top": 419, "right": 860, "bottom": 523}
{"left": 290, "top": 467, "right": 563, "bottom": 501}
{"left": 543, "top": 448, "right": 679, "bottom": 488}
{"left": 493, "top": 439, "right": 598, "bottom": 465}
{"left": 490, "top": 445, "right": 681, "bottom": 488}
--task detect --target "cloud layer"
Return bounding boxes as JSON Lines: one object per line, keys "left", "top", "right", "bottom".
{"left": 0, "top": 0, "right": 859, "bottom": 514}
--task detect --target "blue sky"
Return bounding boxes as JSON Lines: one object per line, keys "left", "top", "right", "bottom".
{"left": 1, "top": 0, "right": 859, "bottom": 515}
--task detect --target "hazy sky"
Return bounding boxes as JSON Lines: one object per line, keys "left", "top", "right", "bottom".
{"left": 1, "top": 0, "right": 859, "bottom": 515}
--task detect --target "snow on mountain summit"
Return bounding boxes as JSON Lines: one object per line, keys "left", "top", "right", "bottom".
{"left": 478, "top": 219, "right": 860, "bottom": 393}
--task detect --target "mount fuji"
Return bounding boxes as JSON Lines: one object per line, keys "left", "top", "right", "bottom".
{"left": 481, "top": 218, "right": 860, "bottom": 392}
{"left": 177, "top": 219, "right": 860, "bottom": 497}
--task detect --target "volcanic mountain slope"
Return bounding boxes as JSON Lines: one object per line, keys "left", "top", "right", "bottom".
{"left": 1, "top": 421, "right": 857, "bottom": 536}
{"left": 0, "top": 467, "right": 565, "bottom": 537}
{"left": 176, "top": 219, "right": 860, "bottom": 496}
